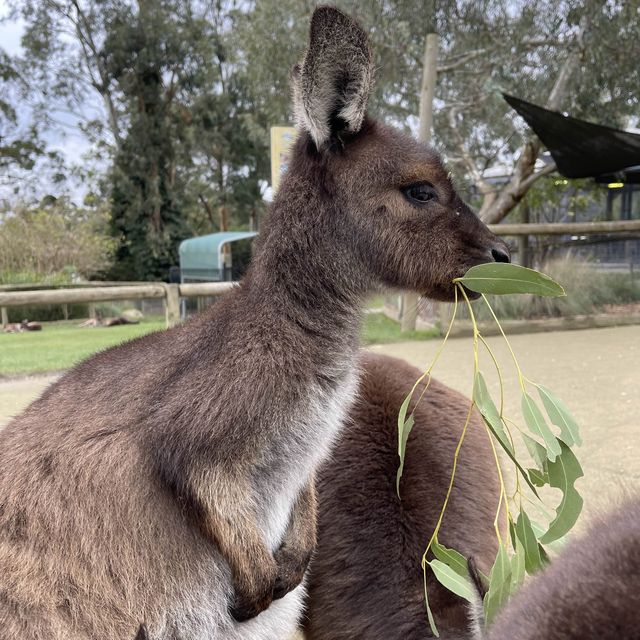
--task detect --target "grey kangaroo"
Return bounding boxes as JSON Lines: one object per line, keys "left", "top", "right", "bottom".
{"left": 305, "top": 353, "right": 500, "bottom": 640}
{"left": 0, "top": 6, "right": 509, "bottom": 639}
{"left": 475, "top": 497, "right": 640, "bottom": 640}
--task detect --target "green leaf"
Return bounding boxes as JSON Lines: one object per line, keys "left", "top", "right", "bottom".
{"left": 455, "top": 263, "right": 565, "bottom": 297}
{"left": 425, "top": 588, "right": 440, "bottom": 638}
{"left": 473, "top": 375, "right": 539, "bottom": 497}
{"left": 510, "top": 536, "right": 526, "bottom": 594}
{"left": 473, "top": 371, "right": 513, "bottom": 454}
{"left": 483, "top": 544, "right": 512, "bottom": 629}
{"left": 530, "top": 520, "right": 568, "bottom": 554}
{"left": 528, "top": 468, "right": 549, "bottom": 487}
{"left": 429, "top": 559, "right": 475, "bottom": 603}
{"left": 514, "top": 511, "right": 543, "bottom": 575}
{"left": 396, "top": 391, "right": 415, "bottom": 496}
{"left": 431, "top": 541, "right": 469, "bottom": 578}
{"left": 522, "top": 433, "right": 548, "bottom": 469}
{"left": 396, "top": 412, "right": 415, "bottom": 497}
{"left": 539, "top": 441, "right": 584, "bottom": 544}
{"left": 537, "top": 385, "right": 582, "bottom": 447}
{"left": 521, "top": 393, "right": 562, "bottom": 461}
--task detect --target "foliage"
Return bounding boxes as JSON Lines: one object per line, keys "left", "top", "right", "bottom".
{"left": 397, "top": 263, "right": 584, "bottom": 635}
{"left": 0, "top": 197, "right": 115, "bottom": 279}
{"left": 5, "top": 0, "right": 272, "bottom": 280}
{"left": 3, "top": 0, "right": 637, "bottom": 278}
{"left": 0, "top": 50, "right": 45, "bottom": 172}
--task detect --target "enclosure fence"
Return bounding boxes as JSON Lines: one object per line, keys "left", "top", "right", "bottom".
{"left": 0, "top": 282, "right": 235, "bottom": 328}
{"left": 3, "top": 220, "right": 640, "bottom": 329}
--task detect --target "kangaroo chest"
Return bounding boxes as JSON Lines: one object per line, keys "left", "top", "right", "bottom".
{"left": 257, "top": 363, "right": 360, "bottom": 551}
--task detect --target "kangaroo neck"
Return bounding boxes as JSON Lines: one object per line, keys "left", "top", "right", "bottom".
{"left": 239, "top": 191, "right": 371, "bottom": 363}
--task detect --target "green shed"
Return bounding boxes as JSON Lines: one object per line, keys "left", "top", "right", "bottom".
{"left": 178, "top": 232, "right": 258, "bottom": 282}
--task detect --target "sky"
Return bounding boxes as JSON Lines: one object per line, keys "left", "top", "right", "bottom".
{"left": 1, "top": 2, "right": 97, "bottom": 202}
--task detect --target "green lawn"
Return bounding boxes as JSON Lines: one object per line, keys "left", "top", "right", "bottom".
{"left": 0, "top": 313, "right": 438, "bottom": 376}
{"left": 362, "top": 312, "right": 439, "bottom": 344}
{"left": 0, "top": 318, "right": 165, "bottom": 376}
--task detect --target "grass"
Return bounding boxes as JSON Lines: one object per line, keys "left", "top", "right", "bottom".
{"left": 0, "top": 318, "right": 165, "bottom": 376}
{"left": 0, "top": 312, "right": 438, "bottom": 376}
{"left": 362, "top": 312, "right": 439, "bottom": 345}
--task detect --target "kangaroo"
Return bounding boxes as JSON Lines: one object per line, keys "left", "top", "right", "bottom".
{"left": 304, "top": 353, "right": 500, "bottom": 640}
{"left": 474, "top": 497, "right": 640, "bottom": 640}
{"left": 0, "top": 6, "right": 509, "bottom": 640}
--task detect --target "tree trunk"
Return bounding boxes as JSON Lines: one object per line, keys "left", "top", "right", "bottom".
{"left": 478, "top": 25, "right": 586, "bottom": 225}
{"left": 401, "top": 30, "right": 438, "bottom": 333}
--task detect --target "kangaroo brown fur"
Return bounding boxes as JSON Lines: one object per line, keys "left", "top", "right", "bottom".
{"left": 480, "top": 497, "right": 640, "bottom": 640}
{"left": 304, "top": 353, "right": 500, "bottom": 639}
{"left": 0, "top": 7, "right": 508, "bottom": 640}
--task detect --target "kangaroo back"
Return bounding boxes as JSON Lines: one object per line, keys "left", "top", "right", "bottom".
{"left": 484, "top": 497, "right": 640, "bottom": 640}
{"left": 305, "top": 353, "right": 500, "bottom": 639}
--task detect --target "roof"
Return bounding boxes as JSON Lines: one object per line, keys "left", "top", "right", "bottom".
{"left": 504, "top": 94, "right": 640, "bottom": 180}
{"left": 179, "top": 232, "right": 258, "bottom": 280}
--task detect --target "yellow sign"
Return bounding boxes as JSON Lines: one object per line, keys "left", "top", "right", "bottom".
{"left": 270, "top": 126, "right": 297, "bottom": 192}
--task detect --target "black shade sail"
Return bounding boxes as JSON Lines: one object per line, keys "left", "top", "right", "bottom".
{"left": 504, "top": 94, "right": 640, "bottom": 180}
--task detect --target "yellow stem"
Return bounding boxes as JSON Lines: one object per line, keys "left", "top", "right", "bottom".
{"left": 422, "top": 399, "right": 474, "bottom": 565}
{"left": 406, "top": 288, "right": 459, "bottom": 413}
{"left": 481, "top": 294, "right": 527, "bottom": 391}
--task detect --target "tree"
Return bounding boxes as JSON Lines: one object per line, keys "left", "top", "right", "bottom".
{"left": 0, "top": 52, "right": 42, "bottom": 171}
{"left": 0, "top": 195, "right": 115, "bottom": 280}
{"left": 7, "top": 0, "right": 277, "bottom": 279}
{"left": 5, "top": 0, "right": 638, "bottom": 281}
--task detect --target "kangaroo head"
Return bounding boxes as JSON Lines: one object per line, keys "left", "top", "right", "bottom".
{"left": 288, "top": 6, "right": 509, "bottom": 301}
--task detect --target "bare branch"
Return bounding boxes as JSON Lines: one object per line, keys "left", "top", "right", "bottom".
{"left": 437, "top": 48, "right": 490, "bottom": 73}
{"left": 520, "top": 161, "right": 557, "bottom": 191}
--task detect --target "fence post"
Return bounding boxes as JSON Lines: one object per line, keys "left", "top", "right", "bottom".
{"left": 165, "top": 284, "right": 181, "bottom": 328}
{"left": 1, "top": 307, "right": 7, "bottom": 327}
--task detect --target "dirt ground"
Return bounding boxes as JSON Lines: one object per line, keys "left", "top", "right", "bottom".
{"left": 2, "top": 325, "right": 639, "bottom": 532}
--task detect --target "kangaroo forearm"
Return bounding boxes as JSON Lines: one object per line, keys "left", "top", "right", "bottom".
{"left": 280, "top": 476, "right": 317, "bottom": 551}
{"left": 186, "top": 474, "right": 277, "bottom": 621}
{"left": 273, "top": 477, "right": 317, "bottom": 600}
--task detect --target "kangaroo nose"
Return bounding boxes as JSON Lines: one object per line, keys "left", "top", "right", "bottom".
{"left": 491, "top": 244, "right": 511, "bottom": 263}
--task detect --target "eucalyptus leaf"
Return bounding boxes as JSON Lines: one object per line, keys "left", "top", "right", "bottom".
{"left": 425, "top": 585, "right": 440, "bottom": 638}
{"left": 473, "top": 375, "right": 539, "bottom": 496}
{"left": 455, "top": 263, "right": 565, "bottom": 297}
{"left": 483, "top": 545, "right": 512, "bottom": 629}
{"left": 539, "top": 441, "right": 584, "bottom": 544}
{"left": 522, "top": 433, "right": 548, "bottom": 469}
{"left": 528, "top": 468, "right": 549, "bottom": 487}
{"left": 537, "top": 385, "right": 582, "bottom": 447}
{"left": 514, "top": 511, "right": 543, "bottom": 575}
{"left": 521, "top": 393, "right": 561, "bottom": 461}
{"left": 431, "top": 541, "right": 469, "bottom": 578}
{"left": 429, "top": 559, "right": 475, "bottom": 603}
{"left": 531, "top": 521, "right": 568, "bottom": 554}
{"left": 510, "top": 537, "right": 526, "bottom": 594}
{"left": 473, "top": 371, "right": 513, "bottom": 454}
{"left": 397, "top": 391, "right": 415, "bottom": 496}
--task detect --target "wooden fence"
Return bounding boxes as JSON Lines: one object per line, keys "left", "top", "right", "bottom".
{"left": 0, "top": 282, "right": 235, "bottom": 329}
{"left": 3, "top": 220, "right": 639, "bottom": 329}
{"left": 488, "top": 220, "right": 640, "bottom": 236}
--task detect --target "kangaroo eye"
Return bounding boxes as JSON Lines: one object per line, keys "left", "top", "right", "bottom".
{"left": 402, "top": 182, "right": 438, "bottom": 205}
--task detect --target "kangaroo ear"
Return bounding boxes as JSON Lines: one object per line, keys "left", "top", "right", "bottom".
{"left": 292, "top": 6, "right": 373, "bottom": 150}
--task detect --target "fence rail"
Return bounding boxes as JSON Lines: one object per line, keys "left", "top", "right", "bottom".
{"left": 488, "top": 220, "right": 640, "bottom": 235}
{"left": 0, "top": 282, "right": 236, "bottom": 328}
{"left": 3, "top": 220, "right": 640, "bottom": 328}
